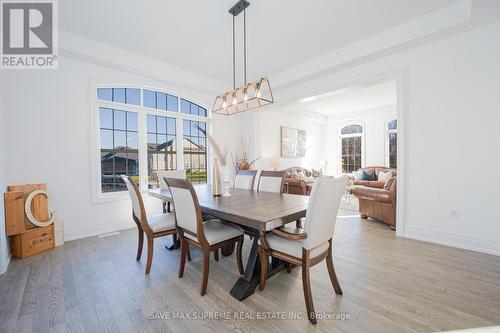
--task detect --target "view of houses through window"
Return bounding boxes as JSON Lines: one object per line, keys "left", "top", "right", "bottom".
{"left": 97, "top": 87, "right": 208, "bottom": 193}
{"left": 340, "top": 124, "right": 363, "bottom": 173}
{"left": 387, "top": 119, "right": 397, "bottom": 169}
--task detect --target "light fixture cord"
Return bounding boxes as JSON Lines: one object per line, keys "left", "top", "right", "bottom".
{"left": 232, "top": 15, "right": 236, "bottom": 90}
{"left": 244, "top": 6, "right": 247, "bottom": 85}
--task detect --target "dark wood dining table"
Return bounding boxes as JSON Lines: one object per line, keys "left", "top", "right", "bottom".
{"left": 149, "top": 184, "right": 309, "bottom": 301}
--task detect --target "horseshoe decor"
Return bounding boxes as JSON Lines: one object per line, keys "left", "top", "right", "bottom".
{"left": 24, "top": 190, "right": 56, "bottom": 227}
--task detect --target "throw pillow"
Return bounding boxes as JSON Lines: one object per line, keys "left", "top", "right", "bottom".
{"left": 384, "top": 177, "right": 396, "bottom": 190}
{"left": 361, "top": 170, "right": 375, "bottom": 181}
{"left": 290, "top": 171, "right": 299, "bottom": 179}
{"left": 297, "top": 170, "right": 305, "bottom": 178}
{"left": 353, "top": 169, "right": 364, "bottom": 181}
{"left": 311, "top": 169, "right": 321, "bottom": 178}
{"left": 378, "top": 170, "right": 393, "bottom": 183}
{"left": 302, "top": 176, "right": 315, "bottom": 183}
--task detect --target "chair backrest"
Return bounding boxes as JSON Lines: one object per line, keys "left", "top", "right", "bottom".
{"left": 234, "top": 170, "right": 257, "bottom": 190}
{"left": 121, "top": 175, "right": 147, "bottom": 224}
{"left": 257, "top": 170, "right": 285, "bottom": 193}
{"left": 157, "top": 170, "right": 186, "bottom": 189}
{"left": 303, "top": 176, "right": 348, "bottom": 250}
{"left": 163, "top": 177, "right": 204, "bottom": 242}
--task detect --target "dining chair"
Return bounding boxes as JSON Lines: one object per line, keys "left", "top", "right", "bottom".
{"left": 258, "top": 175, "right": 348, "bottom": 324}
{"left": 234, "top": 169, "right": 258, "bottom": 190}
{"left": 156, "top": 170, "right": 187, "bottom": 250}
{"left": 121, "top": 175, "right": 177, "bottom": 275}
{"left": 157, "top": 170, "right": 186, "bottom": 190}
{"left": 164, "top": 177, "right": 245, "bottom": 296}
{"left": 257, "top": 170, "right": 286, "bottom": 193}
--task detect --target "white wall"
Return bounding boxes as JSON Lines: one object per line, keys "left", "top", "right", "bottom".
{"left": 0, "top": 56, "right": 213, "bottom": 241}
{"left": 324, "top": 105, "right": 396, "bottom": 174}
{"left": 0, "top": 76, "right": 9, "bottom": 274}
{"left": 271, "top": 22, "right": 500, "bottom": 255}
{"left": 211, "top": 111, "right": 257, "bottom": 170}
{"left": 253, "top": 109, "right": 325, "bottom": 171}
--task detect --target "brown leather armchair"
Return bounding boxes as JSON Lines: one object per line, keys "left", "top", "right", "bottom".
{"left": 353, "top": 166, "right": 396, "bottom": 189}
{"left": 284, "top": 167, "right": 315, "bottom": 195}
{"left": 352, "top": 177, "right": 397, "bottom": 230}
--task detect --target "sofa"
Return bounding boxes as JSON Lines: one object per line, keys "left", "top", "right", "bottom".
{"left": 284, "top": 167, "right": 316, "bottom": 195}
{"left": 353, "top": 166, "right": 396, "bottom": 188}
{"left": 352, "top": 174, "right": 397, "bottom": 230}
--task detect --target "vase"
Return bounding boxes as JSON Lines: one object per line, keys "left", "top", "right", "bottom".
{"left": 221, "top": 165, "right": 231, "bottom": 197}
{"left": 212, "top": 159, "right": 221, "bottom": 196}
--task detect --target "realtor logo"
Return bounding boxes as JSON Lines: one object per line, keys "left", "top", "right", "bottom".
{"left": 1, "top": 0, "right": 58, "bottom": 69}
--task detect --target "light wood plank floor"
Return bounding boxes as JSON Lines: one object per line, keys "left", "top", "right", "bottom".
{"left": 1, "top": 211, "right": 499, "bottom": 333}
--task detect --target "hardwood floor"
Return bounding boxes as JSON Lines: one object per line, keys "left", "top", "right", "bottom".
{"left": 1, "top": 210, "right": 499, "bottom": 333}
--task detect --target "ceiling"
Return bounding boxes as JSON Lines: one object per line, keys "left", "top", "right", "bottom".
{"left": 298, "top": 80, "right": 396, "bottom": 116}
{"left": 60, "top": 0, "right": 457, "bottom": 84}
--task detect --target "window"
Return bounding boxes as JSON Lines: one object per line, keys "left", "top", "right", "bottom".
{"left": 147, "top": 115, "right": 177, "bottom": 188}
{"left": 387, "top": 119, "right": 397, "bottom": 169}
{"left": 181, "top": 98, "right": 207, "bottom": 117}
{"left": 96, "top": 86, "right": 209, "bottom": 196}
{"left": 183, "top": 120, "right": 207, "bottom": 184}
{"left": 143, "top": 90, "right": 178, "bottom": 112}
{"left": 97, "top": 88, "right": 140, "bottom": 105}
{"left": 99, "top": 108, "right": 139, "bottom": 192}
{"left": 340, "top": 124, "right": 363, "bottom": 173}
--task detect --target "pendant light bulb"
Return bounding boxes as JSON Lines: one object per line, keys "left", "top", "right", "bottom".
{"left": 222, "top": 95, "right": 227, "bottom": 108}
{"left": 243, "top": 88, "right": 249, "bottom": 101}
{"left": 232, "top": 92, "right": 238, "bottom": 105}
{"left": 255, "top": 83, "right": 261, "bottom": 98}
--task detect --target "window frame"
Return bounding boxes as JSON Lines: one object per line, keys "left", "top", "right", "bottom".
{"left": 338, "top": 122, "right": 365, "bottom": 175}
{"left": 90, "top": 83, "right": 211, "bottom": 203}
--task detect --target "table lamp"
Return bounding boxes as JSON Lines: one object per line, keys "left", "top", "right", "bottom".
{"left": 269, "top": 157, "right": 282, "bottom": 171}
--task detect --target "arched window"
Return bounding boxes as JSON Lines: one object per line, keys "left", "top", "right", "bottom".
{"left": 340, "top": 124, "right": 363, "bottom": 173}
{"left": 387, "top": 119, "right": 397, "bottom": 169}
{"left": 96, "top": 86, "right": 208, "bottom": 196}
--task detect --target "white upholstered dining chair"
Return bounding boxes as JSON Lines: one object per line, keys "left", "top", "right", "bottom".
{"left": 234, "top": 169, "right": 258, "bottom": 190}
{"left": 157, "top": 170, "right": 186, "bottom": 189}
{"left": 164, "top": 177, "right": 245, "bottom": 296}
{"left": 258, "top": 175, "right": 348, "bottom": 324}
{"left": 257, "top": 170, "right": 285, "bottom": 193}
{"left": 121, "top": 175, "right": 177, "bottom": 275}
{"left": 156, "top": 170, "right": 187, "bottom": 215}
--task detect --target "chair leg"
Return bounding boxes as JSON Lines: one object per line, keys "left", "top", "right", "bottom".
{"left": 136, "top": 229, "right": 144, "bottom": 261}
{"left": 214, "top": 248, "right": 219, "bottom": 262}
{"left": 258, "top": 247, "right": 268, "bottom": 291}
{"left": 145, "top": 236, "right": 154, "bottom": 275}
{"left": 295, "top": 219, "right": 302, "bottom": 228}
{"left": 236, "top": 236, "right": 244, "bottom": 275}
{"left": 186, "top": 242, "right": 192, "bottom": 262}
{"left": 200, "top": 250, "right": 210, "bottom": 296}
{"left": 326, "top": 243, "right": 343, "bottom": 295}
{"left": 285, "top": 262, "right": 292, "bottom": 273}
{"left": 178, "top": 238, "right": 187, "bottom": 278}
{"left": 302, "top": 250, "right": 317, "bottom": 325}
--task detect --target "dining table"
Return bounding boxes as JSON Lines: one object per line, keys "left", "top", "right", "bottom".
{"left": 149, "top": 184, "right": 309, "bottom": 301}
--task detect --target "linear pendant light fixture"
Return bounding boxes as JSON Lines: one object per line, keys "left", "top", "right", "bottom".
{"left": 212, "top": 0, "right": 274, "bottom": 116}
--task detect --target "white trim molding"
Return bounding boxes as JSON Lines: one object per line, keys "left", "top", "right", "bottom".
{"left": 404, "top": 225, "right": 500, "bottom": 257}
{"left": 64, "top": 218, "right": 136, "bottom": 242}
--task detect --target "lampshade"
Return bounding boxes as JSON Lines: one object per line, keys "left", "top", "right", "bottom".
{"left": 268, "top": 157, "right": 282, "bottom": 171}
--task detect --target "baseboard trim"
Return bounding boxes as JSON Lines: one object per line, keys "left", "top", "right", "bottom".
{"left": 404, "top": 225, "right": 500, "bottom": 257}
{"left": 64, "top": 218, "right": 135, "bottom": 242}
